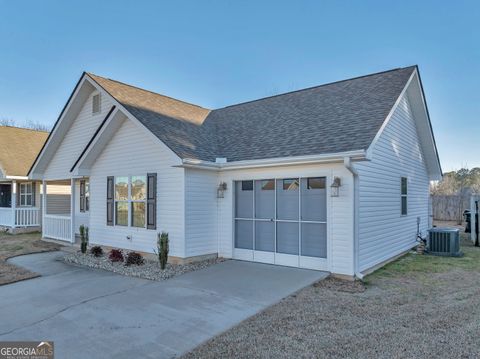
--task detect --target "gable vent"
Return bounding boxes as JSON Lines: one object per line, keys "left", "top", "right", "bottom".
{"left": 92, "top": 93, "right": 101, "bottom": 114}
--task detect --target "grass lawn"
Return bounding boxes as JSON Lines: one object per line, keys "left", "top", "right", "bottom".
{"left": 0, "top": 232, "right": 61, "bottom": 285}
{"left": 184, "top": 225, "right": 480, "bottom": 359}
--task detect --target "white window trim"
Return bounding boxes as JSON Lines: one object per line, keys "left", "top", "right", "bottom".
{"left": 19, "top": 182, "right": 33, "bottom": 207}
{"left": 114, "top": 175, "right": 147, "bottom": 228}
{"left": 401, "top": 177, "right": 408, "bottom": 216}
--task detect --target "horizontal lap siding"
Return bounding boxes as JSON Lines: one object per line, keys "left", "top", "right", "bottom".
{"left": 184, "top": 169, "right": 218, "bottom": 257}
{"left": 354, "top": 95, "right": 429, "bottom": 272}
{"left": 217, "top": 163, "right": 354, "bottom": 275}
{"left": 89, "top": 119, "right": 185, "bottom": 257}
{"left": 44, "top": 93, "right": 112, "bottom": 180}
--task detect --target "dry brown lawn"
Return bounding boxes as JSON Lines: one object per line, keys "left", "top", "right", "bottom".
{"left": 0, "top": 231, "right": 60, "bottom": 285}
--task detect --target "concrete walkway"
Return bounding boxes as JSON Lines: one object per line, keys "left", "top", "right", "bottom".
{"left": 0, "top": 252, "right": 327, "bottom": 359}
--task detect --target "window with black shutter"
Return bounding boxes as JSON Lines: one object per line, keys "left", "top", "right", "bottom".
{"left": 147, "top": 173, "right": 157, "bottom": 230}
{"left": 80, "top": 180, "right": 86, "bottom": 213}
{"left": 107, "top": 176, "right": 114, "bottom": 225}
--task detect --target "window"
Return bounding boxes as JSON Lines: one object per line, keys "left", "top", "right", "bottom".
{"left": 80, "top": 180, "right": 89, "bottom": 212}
{"left": 261, "top": 179, "right": 274, "bottom": 190}
{"left": 241, "top": 180, "right": 253, "bottom": 191}
{"left": 401, "top": 177, "right": 408, "bottom": 215}
{"left": 20, "top": 183, "right": 33, "bottom": 206}
{"left": 92, "top": 93, "right": 101, "bottom": 114}
{"left": 115, "top": 177, "right": 128, "bottom": 226}
{"left": 307, "top": 177, "right": 326, "bottom": 189}
{"left": 131, "top": 176, "right": 146, "bottom": 228}
{"left": 283, "top": 178, "right": 299, "bottom": 190}
{"left": 114, "top": 176, "right": 147, "bottom": 228}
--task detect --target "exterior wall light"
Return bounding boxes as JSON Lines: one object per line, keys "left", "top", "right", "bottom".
{"left": 217, "top": 182, "right": 227, "bottom": 198}
{"left": 330, "top": 177, "right": 341, "bottom": 197}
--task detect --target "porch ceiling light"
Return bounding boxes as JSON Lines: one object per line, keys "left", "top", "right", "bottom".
{"left": 330, "top": 177, "right": 341, "bottom": 197}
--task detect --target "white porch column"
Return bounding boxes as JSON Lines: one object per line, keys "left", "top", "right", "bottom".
{"left": 11, "top": 180, "right": 16, "bottom": 228}
{"left": 70, "top": 178, "right": 76, "bottom": 243}
{"left": 42, "top": 180, "right": 46, "bottom": 238}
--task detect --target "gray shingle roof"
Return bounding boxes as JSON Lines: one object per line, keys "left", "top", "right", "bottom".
{"left": 88, "top": 66, "right": 416, "bottom": 162}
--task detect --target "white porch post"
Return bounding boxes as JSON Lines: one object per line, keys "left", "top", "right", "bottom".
{"left": 42, "top": 180, "right": 46, "bottom": 238}
{"left": 11, "top": 180, "right": 16, "bottom": 228}
{"left": 70, "top": 178, "right": 76, "bottom": 243}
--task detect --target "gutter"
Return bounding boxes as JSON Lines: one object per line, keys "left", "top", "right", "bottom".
{"left": 343, "top": 156, "right": 363, "bottom": 280}
{"left": 179, "top": 150, "right": 367, "bottom": 171}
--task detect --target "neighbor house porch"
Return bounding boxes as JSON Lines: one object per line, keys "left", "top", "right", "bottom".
{"left": 0, "top": 180, "right": 41, "bottom": 231}
{"left": 42, "top": 178, "right": 89, "bottom": 242}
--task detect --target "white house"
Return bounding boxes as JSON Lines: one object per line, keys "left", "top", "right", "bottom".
{"left": 0, "top": 126, "right": 48, "bottom": 232}
{"left": 28, "top": 66, "right": 442, "bottom": 278}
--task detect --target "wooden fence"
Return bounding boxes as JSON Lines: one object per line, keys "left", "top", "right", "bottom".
{"left": 431, "top": 195, "right": 469, "bottom": 222}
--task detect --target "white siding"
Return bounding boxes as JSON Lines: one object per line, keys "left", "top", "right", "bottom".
{"left": 43, "top": 93, "right": 112, "bottom": 180}
{"left": 184, "top": 169, "right": 219, "bottom": 257}
{"left": 216, "top": 163, "right": 355, "bottom": 275}
{"left": 89, "top": 118, "right": 185, "bottom": 257}
{"left": 354, "top": 94, "right": 430, "bottom": 272}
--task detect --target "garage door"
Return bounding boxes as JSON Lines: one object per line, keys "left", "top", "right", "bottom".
{"left": 234, "top": 177, "right": 327, "bottom": 270}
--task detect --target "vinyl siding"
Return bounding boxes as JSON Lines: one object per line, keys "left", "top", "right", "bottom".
{"left": 45, "top": 184, "right": 70, "bottom": 215}
{"left": 354, "top": 94, "right": 430, "bottom": 272}
{"left": 216, "top": 163, "right": 355, "bottom": 275}
{"left": 88, "top": 118, "right": 185, "bottom": 257}
{"left": 184, "top": 169, "right": 218, "bottom": 257}
{"left": 43, "top": 92, "right": 112, "bottom": 180}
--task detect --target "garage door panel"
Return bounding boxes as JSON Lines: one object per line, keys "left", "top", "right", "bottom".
{"left": 255, "top": 221, "right": 275, "bottom": 252}
{"left": 235, "top": 220, "right": 253, "bottom": 250}
{"left": 235, "top": 181, "right": 253, "bottom": 218}
{"left": 276, "top": 178, "right": 299, "bottom": 220}
{"left": 301, "top": 222, "right": 327, "bottom": 258}
{"left": 276, "top": 222, "right": 299, "bottom": 255}
{"left": 255, "top": 179, "right": 275, "bottom": 219}
{"left": 301, "top": 178, "right": 327, "bottom": 222}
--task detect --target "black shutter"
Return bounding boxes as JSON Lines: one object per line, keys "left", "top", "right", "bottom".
{"left": 147, "top": 173, "right": 157, "bottom": 230}
{"left": 80, "top": 180, "right": 85, "bottom": 213}
{"left": 107, "top": 176, "right": 114, "bottom": 226}
{"left": 32, "top": 182, "right": 36, "bottom": 207}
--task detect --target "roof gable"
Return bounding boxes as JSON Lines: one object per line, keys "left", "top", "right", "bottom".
{"left": 0, "top": 126, "right": 48, "bottom": 177}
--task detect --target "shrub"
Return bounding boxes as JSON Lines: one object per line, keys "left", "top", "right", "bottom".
{"left": 90, "top": 246, "right": 103, "bottom": 257}
{"left": 157, "top": 232, "right": 169, "bottom": 270}
{"left": 79, "top": 225, "right": 89, "bottom": 254}
{"left": 125, "top": 251, "right": 144, "bottom": 266}
{"left": 109, "top": 249, "right": 124, "bottom": 263}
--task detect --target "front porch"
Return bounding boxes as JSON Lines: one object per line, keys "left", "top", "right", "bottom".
{"left": 41, "top": 178, "right": 88, "bottom": 243}
{"left": 0, "top": 180, "right": 41, "bottom": 231}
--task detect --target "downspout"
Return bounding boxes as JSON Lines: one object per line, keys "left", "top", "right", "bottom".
{"left": 343, "top": 157, "right": 363, "bottom": 280}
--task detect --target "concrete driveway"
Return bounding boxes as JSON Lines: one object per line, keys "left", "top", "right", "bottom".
{"left": 0, "top": 252, "right": 327, "bottom": 359}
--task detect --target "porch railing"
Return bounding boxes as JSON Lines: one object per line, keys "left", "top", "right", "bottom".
{"left": 15, "top": 208, "right": 41, "bottom": 227}
{"left": 43, "top": 214, "right": 71, "bottom": 241}
{"left": 0, "top": 208, "right": 13, "bottom": 227}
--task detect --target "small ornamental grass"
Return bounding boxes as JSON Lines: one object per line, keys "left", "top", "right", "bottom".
{"left": 108, "top": 249, "right": 124, "bottom": 263}
{"left": 90, "top": 246, "right": 103, "bottom": 257}
{"left": 125, "top": 251, "right": 145, "bottom": 266}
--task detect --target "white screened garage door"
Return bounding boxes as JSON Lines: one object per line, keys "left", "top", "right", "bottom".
{"left": 234, "top": 177, "right": 328, "bottom": 270}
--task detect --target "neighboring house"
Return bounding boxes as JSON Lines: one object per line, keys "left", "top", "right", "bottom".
{"left": 0, "top": 126, "right": 48, "bottom": 232}
{"left": 28, "top": 65, "right": 441, "bottom": 278}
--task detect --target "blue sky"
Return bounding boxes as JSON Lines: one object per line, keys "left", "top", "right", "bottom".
{"left": 0, "top": 1, "right": 478, "bottom": 172}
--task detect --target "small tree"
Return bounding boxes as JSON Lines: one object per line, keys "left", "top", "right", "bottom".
{"left": 79, "top": 225, "right": 89, "bottom": 254}
{"left": 157, "top": 232, "right": 169, "bottom": 270}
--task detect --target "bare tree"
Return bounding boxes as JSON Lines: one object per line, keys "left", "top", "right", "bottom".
{"left": 23, "top": 120, "right": 50, "bottom": 132}
{"left": 0, "top": 118, "right": 16, "bottom": 127}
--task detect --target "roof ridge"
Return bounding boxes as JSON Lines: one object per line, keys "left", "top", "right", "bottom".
{"left": 217, "top": 65, "right": 417, "bottom": 110}
{"left": 86, "top": 72, "right": 210, "bottom": 111}
{"left": 0, "top": 124, "right": 49, "bottom": 133}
